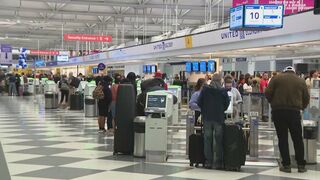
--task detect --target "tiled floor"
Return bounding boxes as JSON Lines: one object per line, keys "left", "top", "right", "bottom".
{"left": 0, "top": 95, "right": 319, "bottom": 180}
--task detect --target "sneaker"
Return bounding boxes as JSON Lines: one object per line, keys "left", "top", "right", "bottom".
{"left": 298, "top": 165, "right": 307, "bottom": 173}
{"left": 204, "top": 163, "right": 212, "bottom": 169}
{"left": 279, "top": 166, "right": 291, "bottom": 173}
{"left": 98, "top": 129, "right": 107, "bottom": 134}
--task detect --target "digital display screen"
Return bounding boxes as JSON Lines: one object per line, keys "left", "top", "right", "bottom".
{"left": 230, "top": 5, "right": 244, "bottom": 30}
{"left": 244, "top": 5, "right": 283, "bottom": 28}
{"left": 147, "top": 95, "right": 167, "bottom": 108}
{"left": 143, "top": 65, "right": 147, "bottom": 73}
{"left": 192, "top": 62, "right": 199, "bottom": 72}
{"left": 92, "top": 67, "right": 98, "bottom": 74}
{"left": 57, "top": 55, "right": 69, "bottom": 62}
{"left": 146, "top": 65, "right": 151, "bottom": 73}
{"left": 208, "top": 60, "right": 216, "bottom": 72}
{"left": 230, "top": 4, "right": 284, "bottom": 30}
{"left": 185, "top": 62, "right": 192, "bottom": 72}
{"left": 200, "top": 61, "right": 207, "bottom": 72}
{"left": 151, "top": 65, "right": 157, "bottom": 73}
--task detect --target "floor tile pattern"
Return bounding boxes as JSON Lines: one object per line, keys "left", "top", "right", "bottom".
{"left": 0, "top": 95, "right": 319, "bottom": 180}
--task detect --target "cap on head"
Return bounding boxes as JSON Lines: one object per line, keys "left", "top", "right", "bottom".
{"left": 283, "top": 66, "right": 295, "bottom": 73}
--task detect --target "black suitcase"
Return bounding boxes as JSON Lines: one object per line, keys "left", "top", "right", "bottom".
{"left": 223, "top": 123, "right": 246, "bottom": 171}
{"left": 114, "top": 84, "right": 135, "bottom": 155}
{"left": 70, "top": 93, "right": 84, "bottom": 110}
{"left": 189, "top": 133, "right": 205, "bottom": 167}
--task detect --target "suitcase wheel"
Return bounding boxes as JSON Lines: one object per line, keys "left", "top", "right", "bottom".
{"left": 195, "top": 163, "right": 199, "bottom": 168}
{"left": 189, "top": 163, "right": 193, "bottom": 167}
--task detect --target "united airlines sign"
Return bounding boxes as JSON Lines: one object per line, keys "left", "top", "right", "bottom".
{"left": 153, "top": 41, "right": 174, "bottom": 51}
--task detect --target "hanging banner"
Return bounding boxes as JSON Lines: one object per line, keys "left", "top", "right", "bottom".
{"left": 258, "top": 0, "right": 314, "bottom": 15}
{"left": 232, "top": 0, "right": 255, "bottom": 7}
{"left": 0, "top": 44, "right": 12, "bottom": 64}
{"left": 64, "top": 34, "right": 112, "bottom": 42}
{"left": 30, "top": 50, "right": 59, "bottom": 55}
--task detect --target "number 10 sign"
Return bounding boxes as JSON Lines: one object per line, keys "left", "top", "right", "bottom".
{"left": 244, "top": 4, "right": 283, "bottom": 28}
{"left": 230, "top": 4, "right": 284, "bottom": 30}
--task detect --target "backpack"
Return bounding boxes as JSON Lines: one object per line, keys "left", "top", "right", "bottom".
{"left": 70, "top": 77, "right": 81, "bottom": 88}
{"left": 60, "top": 82, "right": 69, "bottom": 91}
{"left": 92, "top": 84, "right": 105, "bottom": 99}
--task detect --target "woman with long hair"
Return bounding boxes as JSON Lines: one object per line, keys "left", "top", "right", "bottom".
{"left": 189, "top": 78, "right": 206, "bottom": 125}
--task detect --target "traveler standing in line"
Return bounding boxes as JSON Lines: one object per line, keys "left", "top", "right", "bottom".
{"left": 260, "top": 72, "right": 269, "bottom": 93}
{"left": 305, "top": 70, "right": 319, "bottom": 89}
{"left": 59, "top": 75, "right": 69, "bottom": 107}
{"left": 97, "top": 76, "right": 112, "bottom": 133}
{"left": 269, "top": 71, "right": 278, "bottom": 83}
{"left": 0, "top": 70, "right": 5, "bottom": 95}
{"left": 224, "top": 75, "right": 242, "bottom": 115}
{"left": 15, "top": 74, "right": 21, "bottom": 96}
{"left": 265, "top": 66, "right": 309, "bottom": 173}
{"left": 189, "top": 78, "right": 206, "bottom": 126}
{"left": 197, "top": 74, "right": 230, "bottom": 169}
{"left": 237, "top": 74, "right": 245, "bottom": 94}
{"left": 8, "top": 73, "right": 17, "bottom": 96}
{"left": 243, "top": 74, "right": 253, "bottom": 93}
{"left": 230, "top": 71, "right": 238, "bottom": 88}
{"left": 110, "top": 74, "right": 122, "bottom": 133}
{"left": 121, "top": 72, "right": 137, "bottom": 96}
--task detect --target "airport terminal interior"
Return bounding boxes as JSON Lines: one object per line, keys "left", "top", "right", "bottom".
{"left": 0, "top": 0, "right": 320, "bottom": 180}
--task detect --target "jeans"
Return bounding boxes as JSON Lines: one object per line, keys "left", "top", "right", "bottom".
{"left": 8, "top": 82, "right": 16, "bottom": 96}
{"left": 272, "top": 110, "right": 306, "bottom": 166}
{"left": 203, "top": 121, "right": 224, "bottom": 167}
{"left": 60, "top": 90, "right": 69, "bottom": 103}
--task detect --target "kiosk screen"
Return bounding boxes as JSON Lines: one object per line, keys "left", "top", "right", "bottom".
{"left": 147, "top": 95, "right": 167, "bottom": 108}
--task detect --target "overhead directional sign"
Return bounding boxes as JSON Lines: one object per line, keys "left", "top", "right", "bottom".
{"left": 30, "top": 50, "right": 59, "bottom": 55}
{"left": 230, "top": 4, "right": 284, "bottom": 30}
{"left": 64, "top": 34, "right": 112, "bottom": 42}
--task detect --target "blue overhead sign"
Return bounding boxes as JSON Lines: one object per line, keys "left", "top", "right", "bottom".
{"left": 230, "top": 4, "right": 284, "bottom": 30}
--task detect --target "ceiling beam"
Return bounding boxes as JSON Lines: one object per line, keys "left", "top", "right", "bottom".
{"left": 0, "top": 15, "right": 203, "bottom": 28}
{"left": 21, "top": 0, "right": 225, "bottom": 10}
{"left": 0, "top": 6, "right": 208, "bottom": 20}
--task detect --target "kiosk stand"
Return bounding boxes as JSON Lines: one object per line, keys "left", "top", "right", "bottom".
{"left": 168, "top": 85, "right": 181, "bottom": 125}
{"left": 84, "top": 82, "right": 98, "bottom": 117}
{"left": 145, "top": 91, "right": 173, "bottom": 163}
{"left": 44, "top": 80, "right": 58, "bottom": 109}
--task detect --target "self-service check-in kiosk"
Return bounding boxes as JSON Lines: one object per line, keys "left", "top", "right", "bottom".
{"left": 168, "top": 85, "right": 181, "bottom": 125}
{"left": 145, "top": 91, "right": 173, "bottom": 163}
{"left": 27, "top": 78, "right": 34, "bottom": 94}
{"left": 84, "top": 81, "right": 98, "bottom": 117}
{"left": 44, "top": 80, "right": 58, "bottom": 109}
{"left": 78, "top": 81, "right": 88, "bottom": 93}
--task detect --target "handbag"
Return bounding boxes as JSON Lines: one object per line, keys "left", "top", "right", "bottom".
{"left": 93, "top": 84, "right": 105, "bottom": 99}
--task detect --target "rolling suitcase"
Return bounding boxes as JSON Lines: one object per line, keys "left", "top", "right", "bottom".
{"left": 188, "top": 133, "right": 205, "bottom": 167}
{"left": 223, "top": 123, "right": 246, "bottom": 171}
{"left": 70, "top": 93, "right": 84, "bottom": 110}
{"left": 114, "top": 84, "right": 135, "bottom": 155}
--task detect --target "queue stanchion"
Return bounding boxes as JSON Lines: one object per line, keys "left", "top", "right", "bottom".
{"left": 249, "top": 111, "right": 259, "bottom": 159}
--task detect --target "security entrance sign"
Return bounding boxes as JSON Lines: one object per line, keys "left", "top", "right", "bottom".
{"left": 0, "top": 44, "right": 12, "bottom": 64}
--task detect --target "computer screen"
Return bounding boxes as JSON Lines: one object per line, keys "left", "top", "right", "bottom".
{"left": 185, "top": 62, "right": 192, "bottom": 72}
{"left": 143, "top": 65, "right": 147, "bottom": 73}
{"left": 147, "top": 95, "right": 167, "bottom": 108}
{"left": 146, "top": 65, "right": 151, "bottom": 73}
{"left": 200, "top": 61, "right": 207, "bottom": 72}
{"left": 192, "top": 62, "right": 199, "bottom": 72}
{"left": 208, "top": 60, "right": 216, "bottom": 72}
{"left": 151, "top": 65, "right": 157, "bottom": 73}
